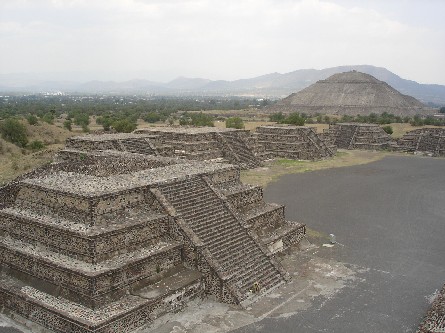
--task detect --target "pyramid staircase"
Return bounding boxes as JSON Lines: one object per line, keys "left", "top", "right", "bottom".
{"left": 118, "top": 137, "right": 159, "bottom": 155}
{"left": 325, "top": 123, "right": 391, "bottom": 150}
{"left": 156, "top": 176, "right": 285, "bottom": 305}
{"left": 217, "top": 132, "right": 262, "bottom": 168}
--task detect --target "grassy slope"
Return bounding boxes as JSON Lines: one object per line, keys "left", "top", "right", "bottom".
{"left": 0, "top": 118, "right": 82, "bottom": 185}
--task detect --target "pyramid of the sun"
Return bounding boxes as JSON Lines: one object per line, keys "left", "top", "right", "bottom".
{"left": 0, "top": 149, "right": 305, "bottom": 332}
{"left": 269, "top": 71, "right": 434, "bottom": 116}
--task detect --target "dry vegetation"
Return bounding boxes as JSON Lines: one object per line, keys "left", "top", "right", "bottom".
{"left": 0, "top": 119, "right": 81, "bottom": 185}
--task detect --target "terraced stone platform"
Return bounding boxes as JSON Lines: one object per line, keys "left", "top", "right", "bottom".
{"left": 323, "top": 123, "right": 392, "bottom": 150}
{"left": 391, "top": 128, "right": 445, "bottom": 157}
{"left": 254, "top": 125, "right": 336, "bottom": 160}
{"left": 1, "top": 150, "right": 305, "bottom": 332}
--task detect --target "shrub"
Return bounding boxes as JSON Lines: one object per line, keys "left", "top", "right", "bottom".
{"left": 0, "top": 118, "right": 28, "bottom": 147}
{"left": 41, "top": 112, "right": 54, "bottom": 124}
{"left": 73, "top": 113, "right": 90, "bottom": 127}
{"left": 26, "top": 114, "right": 39, "bottom": 125}
{"left": 112, "top": 119, "right": 137, "bottom": 133}
{"left": 226, "top": 117, "right": 244, "bottom": 129}
{"left": 282, "top": 112, "right": 305, "bottom": 126}
{"left": 382, "top": 125, "right": 393, "bottom": 135}
{"left": 143, "top": 112, "right": 161, "bottom": 123}
{"left": 269, "top": 112, "right": 286, "bottom": 122}
{"left": 63, "top": 120, "right": 72, "bottom": 131}
{"left": 28, "top": 140, "right": 45, "bottom": 151}
{"left": 96, "top": 116, "right": 113, "bottom": 131}
{"left": 179, "top": 112, "right": 214, "bottom": 127}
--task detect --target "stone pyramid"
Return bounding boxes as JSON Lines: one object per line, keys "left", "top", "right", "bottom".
{"left": 270, "top": 71, "right": 434, "bottom": 116}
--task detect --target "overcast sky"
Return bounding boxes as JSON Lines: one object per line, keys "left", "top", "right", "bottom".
{"left": 1, "top": 0, "right": 444, "bottom": 84}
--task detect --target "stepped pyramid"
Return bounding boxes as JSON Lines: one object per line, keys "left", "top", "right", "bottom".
{"left": 67, "top": 128, "right": 262, "bottom": 169}
{"left": 323, "top": 123, "right": 393, "bottom": 150}
{"left": 269, "top": 71, "right": 434, "bottom": 116}
{"left": 253, "top": 125, "right": 336, "bottom": 160}
{"left": 0, "top": 150, "right": 305, "bottom": 332}
{"left": 391, "top": 128, "right": 445, "bottom": 157}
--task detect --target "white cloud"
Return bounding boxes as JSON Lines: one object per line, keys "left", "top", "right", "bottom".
{"left": 0, "top": 0, "right": 444, "bottom": 84}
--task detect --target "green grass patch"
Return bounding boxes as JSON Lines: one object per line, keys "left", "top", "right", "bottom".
{"left": 275, "top": 159, "right": 308, "bottom": 166}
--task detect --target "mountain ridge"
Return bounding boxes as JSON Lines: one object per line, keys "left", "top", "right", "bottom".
{"left": 1, "top": 65, "right": 444, "bottom": 105}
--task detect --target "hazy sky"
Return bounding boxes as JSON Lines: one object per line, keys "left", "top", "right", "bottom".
{"left": 1, "top": 0, "right": 444, "bottom": 84}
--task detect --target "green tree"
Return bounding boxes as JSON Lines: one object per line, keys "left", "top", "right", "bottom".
{"left": 143, "top": 112, "right": 161, "bottom": 123}
{"left": 112, "top": 119, "right": 137, "bottom": 133}
{"left": 63, "top": 119, "right": 72, "bottom": 131}
{"left": 26, "top": 114, "right": 39, "bottom": 125}
{"left": 269, "top": 112, "right": 286, "bottom": 122}
{"left": 73, "top": 113, "right": 90, "bottom": 127}
{"left": 226, "top": 117, "right": 244, "bottom": 129}
{"left": 283, "top": 112, "right": 305, "bottom": 126}
{"left": 440, "top": 106, "right": 445, "bottom": 114}
{"left": 0, "top": 118, "right": 28, "bottom": 147}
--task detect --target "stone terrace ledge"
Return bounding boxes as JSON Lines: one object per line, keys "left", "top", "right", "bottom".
{"left": 22, "top": 161, "right": 236, "bottom": 197}
{"left": 69, "top": 133, "right": 159, "bottom": 141}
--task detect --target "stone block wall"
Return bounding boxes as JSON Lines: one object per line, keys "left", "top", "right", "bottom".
{"left": 1, "top": 150, "right": 306, "bottom": 332}
{"left": 393, "top": 128, "right": 445, "bottom": 157}
{"left": 324, "top": 123, "right": 391, "bottom": 150}
{"left": 417, "top": 284, "right": 445, "bottom": 333}
{"left": 254, "top": 125, "right": 336, "bottom": 160}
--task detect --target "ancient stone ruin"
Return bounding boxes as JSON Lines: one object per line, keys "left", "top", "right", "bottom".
{"left": 391, "top": 128, "right": 445, "bottom": 157}
{"left": 65, "top": 126, "right": 339, "bottom": 168}
{"left": 268, "top": 70, "right": 434, "bottom": 116}
{"left": 0, "top": 149, "right": 305, "bottom": 332}
{"left": 66, "top": 128, "right": 261, "bottom": 169}
{"left": 322, "top": 123, "right": 392, "bottom": 150}
{"left": 134, "top": 127, "right": 261, "bottom": 168}
{"left": 253, "top": 125, "right": 336, "bottom": 160}
{"left": 417, "top": 284, "right": 445, "bottom": 333}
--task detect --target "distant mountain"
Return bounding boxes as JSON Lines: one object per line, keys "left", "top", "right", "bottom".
{"left": 1, "top": 65, "right": 444, "bottom": 105}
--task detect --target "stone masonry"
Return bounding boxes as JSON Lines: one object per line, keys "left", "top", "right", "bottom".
{"left": 0, "top": 149, "right": 305, "bottom": 332}
{"left": 417, "top": 284, "right": 445, "bottom": 333}
{"left": 323, "top": 123, "right": 392, "bottom": 150}
{"left": 253, "top": 125, "right": 336, "bottom": 160}
{"left": 391, "top": 128, "right": 445, "bottom": 157}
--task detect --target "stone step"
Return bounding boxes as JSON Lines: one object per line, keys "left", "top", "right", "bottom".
{"left": 198, "top": 221, "right": 242, "bottom": 244}
{"left": 0, "top": 206, "right": 169, "bottom": 263}
{"left": 0, "top": 236, "right": 182, "bottom": 303}
{"left": 211, "top": 233, "right": 252, "bottom": 258}
{"left": 0, "top": 265, "right": 203, "bottom": 333}
{"left": 192, "top": 215, "right": 237, "bottom": 235}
